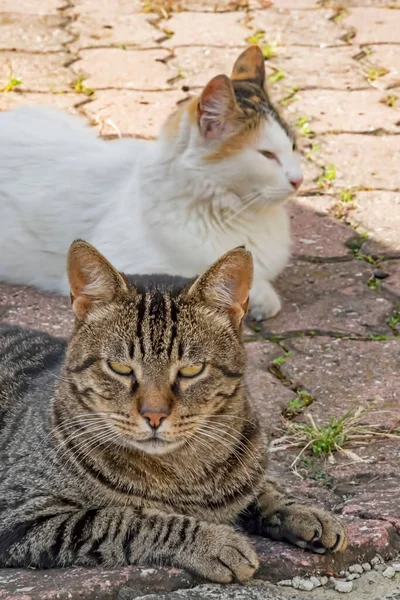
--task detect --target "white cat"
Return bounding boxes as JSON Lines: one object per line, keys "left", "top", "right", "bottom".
{"left": 0, "top": 46, "right": 302, "bottom": 320}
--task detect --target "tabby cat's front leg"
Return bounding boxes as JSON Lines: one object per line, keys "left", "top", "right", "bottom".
{"left": 238, "top": 477, "right": 348, "bottom": 554}
{"left": 0, "top": 506, "right": 258, "bottom": 582}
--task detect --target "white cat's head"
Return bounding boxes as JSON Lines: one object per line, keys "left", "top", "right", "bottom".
{"left": 162, "top": 46, "right": 303, "bottom": 208}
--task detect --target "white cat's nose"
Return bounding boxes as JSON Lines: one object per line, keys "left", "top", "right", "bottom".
{"left": 290, "top": 176, "right": 303, "bottom": 190}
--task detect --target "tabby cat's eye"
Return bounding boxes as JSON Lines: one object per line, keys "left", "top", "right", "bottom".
{"left": 178, "top": 364, "right": 205, "bottom": 378}
{"left": 108, "top": 361, "right": 133, "bottom": 376}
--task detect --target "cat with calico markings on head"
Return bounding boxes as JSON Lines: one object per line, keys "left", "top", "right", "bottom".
{"left": 0, "top": 241, "right": 346, "bottom": 578}
{"left": 0, "top": 46, "right": 302, "bottom": 320}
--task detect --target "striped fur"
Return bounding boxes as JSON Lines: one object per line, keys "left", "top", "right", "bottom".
{"left": 0, "top": 244, "right": 347, "bottom": 581}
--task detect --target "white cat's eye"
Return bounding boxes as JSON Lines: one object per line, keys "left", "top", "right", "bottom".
{"left": 259, "top": 150, "right": 279, "bottom": 162}
{"left": 178, "top": 364, "right": 205, "bottom": 378}
{"left": 108, "top": 361, "right": 133, "bottom": 376}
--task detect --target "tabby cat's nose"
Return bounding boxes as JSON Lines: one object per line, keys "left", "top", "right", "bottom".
{"left": 141, "top": 411, "right": 168, "bottom": 429}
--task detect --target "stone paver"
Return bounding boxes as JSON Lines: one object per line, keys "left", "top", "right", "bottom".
{"left": 74, "top": 48, "right": 176, "bottom": 90}
{"left": 1, "top": 0, "right": 64, "bottom": 14}
{"left": 366, "top": 44, "right": 400, "bottom": 88}
{"left": 290, "top": 196, "right": 354, "bottom": 258}
{"left": 291, "top": 89, "right": 400, "bottom": 133}
{"left": 0, "top": 14, "right": 71, "bottom": 51}
{"left": 270, "top": 260, "right": 395, "bottom": 336}
{"left": 0, "top": 91, "right": 82, "bottom": 113}
{"left": 0, "top": 52, "right": 72, "bottom": 92}
{"left": 343, "top": 7, "right": 400, "bottom": 45}
{"left": 83, "top": 89, "right": 186, "bottom": 138}
{"left": 348, "top": 191, "right": 400, "bottom": 252}
{"left": 250, "top": 8, "right": 345, "bottom": 47}
{"left": 161, "top": 13, "right": 248, "bottom": 47}
{"left": 69, "top": 13, "right": 159, "bottom": 51}
{"left": 317, "top": 134, "right": 400, "bottom": 190}
{"left": 1, "top": 0, "right": 400, "bottom": 599}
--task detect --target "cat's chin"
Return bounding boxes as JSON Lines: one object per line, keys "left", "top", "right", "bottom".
{"left": 123, "top": 437, "right": 183, "bottom": 456}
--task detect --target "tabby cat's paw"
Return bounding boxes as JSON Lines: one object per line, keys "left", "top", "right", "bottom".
{"left": 266, "top": 504, "right": 348, "bottom": 554}
{"left": 185, "top": 524, "right": 259, "bottom": 583}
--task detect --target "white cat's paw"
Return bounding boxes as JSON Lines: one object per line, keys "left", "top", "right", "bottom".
{"left": 249, "top": 283, "right": 281, "bottom": 321}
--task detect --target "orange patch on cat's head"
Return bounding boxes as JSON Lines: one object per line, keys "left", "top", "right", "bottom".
{"left": 162, "top": 46, "right": 289, "bottom": 159}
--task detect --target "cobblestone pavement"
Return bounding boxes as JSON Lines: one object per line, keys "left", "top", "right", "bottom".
{"left": 0, "top": 0, "right": 400, "bottom": 598}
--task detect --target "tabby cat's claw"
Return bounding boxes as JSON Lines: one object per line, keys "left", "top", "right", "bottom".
{"left": 186, "top": 525, "right": 259, "bottom": 583}
{"left": 266, "top": 505, "right": 348, "bottom": 554}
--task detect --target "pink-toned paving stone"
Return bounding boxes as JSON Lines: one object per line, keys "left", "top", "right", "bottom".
{"left": 160, "top": 12, "right": 249, "bottom": 47}
{"left": 0, "top": 52, "right": 73, "bottom": 93}
{"left": 1, "top": 0, "right": 400, "bottom": 597}
{"left": 342, "top": 7, "right": 400, "bottom": 45}
{"left": 83, "top": 89, "right": 186, "bottom": 138}
{"left": 270, "top": 260, "right": 394, "bottom": 336}
{"left": 1, "top": 0, "right": 65, "bottom": 14}
{"left": 250, "top": 8, "right": 345, "bottom": 47}
{"left": 380, "top": 259, "right": 400, "bottom": 296}
{"left": 69, "top": 13, "right": 159, "bottom": 51}
{"left": 289, "top": 197, "right": 354, "bottom": 258}
{"left": 73, "top": 0, "right": 143, "bottom": 15}
{"left": 347, "top": 191, "right": 400, "bottom": 253}
{"left": 266, "top": 45, "right": 370, "bottom": 91}
{"left": 0, "top": 284, "right": 73, "bottom": 338}
{"left": 0, "top": 14, "right": 72, "bottom": 52}
{"left": 0, "top": 91, "right": 83, "bottom": 114}
{"left": 291, "top": 89, "right": 400, "bottom": 133}
{"left": 317, "top": 134, "right": 400, "bottom": 190}
{"left": 365, "top": 44, "right": 400, "bottom": 88}
{"left": 279, "top": 336, "right": 400, "bottom": 426}
{"left": 74, "top": 48, "right": 177, "bottom": 90}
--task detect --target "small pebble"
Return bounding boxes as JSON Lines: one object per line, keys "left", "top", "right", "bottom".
{"left": 373, "top": 269, "right": 389, "bottom": 280}
{"left": 334, "top": 580, "right": 353, "bottom": 593}
{"left": 392, "top": 563, "right": 400, "bottom": 572}
{"left": 371, "top": 556, "right": 383, "bottom": 566}
{"left": 346, "top": 574, "right": 360, "bottom": 581}
{"left": 349, "top": 564, "right": 364, "bottom": 574}
{"left": 310, "top": 576, "right": 322, "bottom": 588}
{"left": 374, "top": 563, "right": 387, "bottom": 573}
{"left": 340, "top": 570, "right": 346, "bottom": 577}
{"left": 362, "top": 563, "right": 372, "bottom": 571}
{"left": 277, "top": 580, "right": 293, "bottom": 587}
{"left": 383, "top": 566, "right": 396, "bottom": 579}
{"left": 320, "top": 576, "right": 329, "bottom": 586}
{"left": 292, "top": 577, "right": 314, "bottom": 591}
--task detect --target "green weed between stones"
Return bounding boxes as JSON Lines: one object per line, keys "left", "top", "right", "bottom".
{"left": 296, "top": 115, "right": 314, "bottom": 138}
{"left": 268, "top": 69, "right": 285, "bottom": 85}
{"left": 72, "top": 76, "right": 95, "bottom": 97}
{"left": 279, "top": 87, "right": 298, "bottom": 108}
{"left": 272, "top": 403, "right": 400, "bottom": 470}
{"left": 316, "top": 164, "right": 336, "bottom": 189}
{"left": 387, "top": 307, "right": 400, "bottom": 333}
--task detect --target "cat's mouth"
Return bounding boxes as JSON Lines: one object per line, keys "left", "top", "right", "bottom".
{"left": 125, "top": 435, "right": 182, "bottom": 456}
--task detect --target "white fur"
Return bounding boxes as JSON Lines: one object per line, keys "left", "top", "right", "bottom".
{"left": 0, "top": 105, "right": 302, "bottom": 319}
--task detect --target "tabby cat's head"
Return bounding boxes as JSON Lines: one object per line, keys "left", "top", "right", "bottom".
{"left": 163, "top": 45, "right": 303, "bottom": 207}
{"left": 64, "top": 241, "right": 253, "bottom": 456}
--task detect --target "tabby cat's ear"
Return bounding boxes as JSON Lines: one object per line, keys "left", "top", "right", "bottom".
{"left": 197, "top": 74, "right": 239, "bottom": 140}
{"left": 67, "top": 240, "right": 128, "bottom": 320}
{"left": 231, "top": 45, "right": 265, "bottom": 88}
{"left": 187, "top": 247, "right": 253, "bottom": 327}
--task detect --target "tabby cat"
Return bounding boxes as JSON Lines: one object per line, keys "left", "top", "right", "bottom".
{"left": 0, "top": 45, "right": 303, "bottom": 321}
{"left": 0, "top": 241, "right": 346, "bottom": 580}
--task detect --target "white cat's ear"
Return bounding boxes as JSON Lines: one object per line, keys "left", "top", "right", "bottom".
{"left": 231, "top": 45, "right": 265, "bottom": 87}
{"left": 186, "top": 247, "right": 253, "bottom": 327}
{"left": 197, "top": 74, "right": 238, "bottom": 140}
{"left": 67, "top": 240, "right": 128, "bottom": 319}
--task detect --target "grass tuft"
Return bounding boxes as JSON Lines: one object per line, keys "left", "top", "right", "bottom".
{"left": 271, "top": 403, "right": 400, "bottom": 472}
